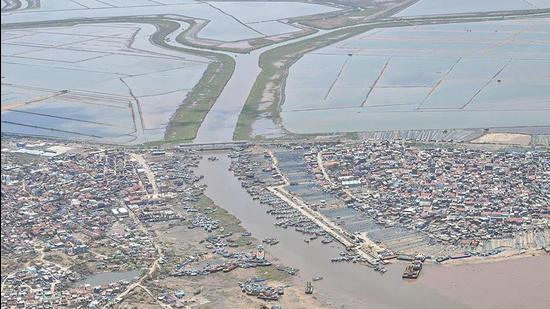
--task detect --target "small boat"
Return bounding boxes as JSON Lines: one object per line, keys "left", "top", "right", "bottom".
{"left": 374, "top": 265, "right": 387, "bottom": 273}
{"left": 313, "top": 276, "right": 323, "bottom": 281}
{"left": 305, "top": 281, "right": 314, "bottom": 294}
{"left": 262, "top": 238, "right": 279, "bottom": 246}
{"left": 402, "top": 261, "right": 422, "bottom": 279}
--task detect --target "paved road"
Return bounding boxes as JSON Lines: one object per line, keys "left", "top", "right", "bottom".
{"left": 130, "top": 153, "right": 160, "bottom": 198}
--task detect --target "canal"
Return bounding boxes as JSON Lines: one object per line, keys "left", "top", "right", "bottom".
{"left": 193, "top": 29, "right": 329, "bottom": 143}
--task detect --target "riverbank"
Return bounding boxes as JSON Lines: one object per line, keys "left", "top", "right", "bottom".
{"left": 143, "top": 179, "right": 328, "bottom": 308}
{"left": 196, "top": 153, "right": 472, "bottom": 309}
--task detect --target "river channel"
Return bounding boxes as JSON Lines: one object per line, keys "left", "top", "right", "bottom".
{"left": 196, "top": 154, "right": 469, "bottom": 309}
{"left": 193, "top": 30, "right": 328, "bottom": 143}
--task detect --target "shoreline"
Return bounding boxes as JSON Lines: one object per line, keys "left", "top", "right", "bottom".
{"left": 420, "top": 255, "right": 550, "bottom": 309}
{"left": 434, "top": 248, "right": 548, "bottom": 267}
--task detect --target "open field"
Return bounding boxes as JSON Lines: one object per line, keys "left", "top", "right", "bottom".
{"left": 471, "top": 133, "right": 532, "bottom": 145}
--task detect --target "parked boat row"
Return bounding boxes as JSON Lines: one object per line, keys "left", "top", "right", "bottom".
{"left": 239, "top": 277, "right": 285, "bottom": 301}
{"left": 229, "top": 152, "right": 338, "bottom": 242}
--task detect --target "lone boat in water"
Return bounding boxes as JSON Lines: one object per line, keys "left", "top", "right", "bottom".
{"left": 402, "top": 261, "right": 422, "bottom": 279}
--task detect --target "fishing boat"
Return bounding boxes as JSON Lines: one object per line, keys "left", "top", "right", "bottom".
{"left": 305, "top": 281, "right": 314, "bottom": 294}
{"left": 402, "top": 261, "right": 422, "bottom": 279}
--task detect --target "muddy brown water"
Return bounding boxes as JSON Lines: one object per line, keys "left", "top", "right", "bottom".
{"left": 196, "top": 154, "right": 471, "bottom": 308}
{"left": 421, "top": 256, "right": 550, "bottom": 309}
{"left": 196, "top": 154, "right": 550, "bottom": 308}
